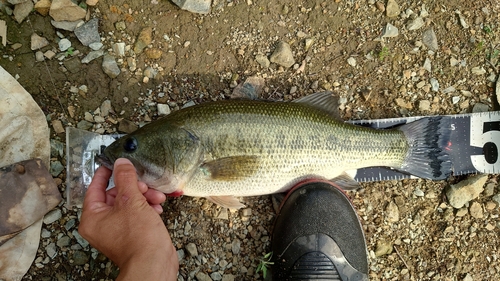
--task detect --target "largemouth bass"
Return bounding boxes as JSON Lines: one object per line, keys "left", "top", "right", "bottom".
{"left": 98, "top": 92, "right": 452, "bottom": 208}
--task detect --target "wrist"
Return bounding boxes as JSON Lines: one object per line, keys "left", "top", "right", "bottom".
{"left": 116, "top": 248, "right": 177, "bottom": 281}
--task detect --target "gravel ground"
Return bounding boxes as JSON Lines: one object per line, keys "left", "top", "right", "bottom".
{"left": 1, "top": 0, "right": 500, "bottom": 280}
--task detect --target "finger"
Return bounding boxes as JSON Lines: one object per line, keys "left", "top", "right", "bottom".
{"left": 83, "top": 166, "right": 112, "bottom": 211}
{"left": 138, "top": 181, "right": 148, "bottom": 194}
{"left": 106, "top": 192, "right": 116, "bottom": 206}
{"left": 152, "top": 204, "right": 163, "bottom": 214}
{"left": 143, "top": 189, "right": 167, "bottom": 205}
{"left": 113, "top": 158, "right": 143, "bottom": 203}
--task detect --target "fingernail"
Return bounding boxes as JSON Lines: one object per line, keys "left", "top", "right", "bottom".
{"left": 114, "top": 158, "right": 132, "bottom": 167}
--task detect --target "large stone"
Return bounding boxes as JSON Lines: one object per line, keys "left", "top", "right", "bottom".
{"left": 270, "top": 41, "right": 295, "bottom": 68}
{"left": 50, "top": 0, "right": 86, "bottom": 22}
{"left": 445, "top": 174, "right": 488, "bottom": 208}
{"left": 13, "top": 0, "right": 33, "bottom": 23}
{"left": 74, "top": 18, "right": 100, "bottom": 46}
{"left": 172, "top": 0, "right": 211, "bottom": 14}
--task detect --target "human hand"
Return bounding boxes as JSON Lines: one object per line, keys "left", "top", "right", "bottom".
{"left": 78, "top": 158, "right": 178, "bottom": 281}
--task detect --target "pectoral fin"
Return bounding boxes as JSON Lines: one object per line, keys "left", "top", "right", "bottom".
{"left": 200, "top": 156, "right": 259, "bottom": 181}
{"left": 331, "top": 172, "right": 360, "bottom": 190}
{"left": 207, "top": 196, "right": 246, "bottom": 209}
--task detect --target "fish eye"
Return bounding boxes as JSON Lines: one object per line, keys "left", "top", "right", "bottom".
{"left": 124, "top": 137, "right": 138, "bottom": 152}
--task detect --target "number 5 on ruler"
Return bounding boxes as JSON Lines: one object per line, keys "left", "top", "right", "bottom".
{"left": 470, "top": 113, "right": 500, "bottom": 173}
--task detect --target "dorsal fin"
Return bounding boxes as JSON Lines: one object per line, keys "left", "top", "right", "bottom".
{"left": 292, "top": 91, "right": 340, "bottom": 119}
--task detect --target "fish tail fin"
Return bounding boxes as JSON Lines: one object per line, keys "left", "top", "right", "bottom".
{"left": 398, "top": 117, "right": 452, "bottom": 180}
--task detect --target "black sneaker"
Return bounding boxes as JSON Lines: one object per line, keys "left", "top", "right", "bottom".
{"left": 271, "top": 179, "right": 369, "bottom": 280}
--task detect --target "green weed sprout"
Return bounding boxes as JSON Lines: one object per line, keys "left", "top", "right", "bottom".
{"left": 256, "top": 252, "right": 274, "bottom": 279}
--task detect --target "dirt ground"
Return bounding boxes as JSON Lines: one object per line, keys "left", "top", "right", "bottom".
{"left": 1, "top": 0, "right": 500, "bottom": 280}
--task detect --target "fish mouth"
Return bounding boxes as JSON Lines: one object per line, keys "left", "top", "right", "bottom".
{"left": 96, "top": 153, "right": 114, "bottom": 170}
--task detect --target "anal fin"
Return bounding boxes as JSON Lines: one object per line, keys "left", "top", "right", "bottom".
{"left": 207, "top": 196, "right": 246, "bottom": 209}
{"left": 331, "top": 172, "right": 361, "bottom": 190}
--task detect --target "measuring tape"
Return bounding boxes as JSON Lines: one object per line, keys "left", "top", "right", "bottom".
{"left": 348, "top": 111, "right": 500, "bottom": 182}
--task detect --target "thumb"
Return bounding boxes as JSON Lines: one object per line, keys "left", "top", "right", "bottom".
{"left": 113, "top": 158, "right": 143, "bottom": 204}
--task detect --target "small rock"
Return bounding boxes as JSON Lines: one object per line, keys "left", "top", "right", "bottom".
{"left": 456, "top": 11, "right": 469, "bottom": 29}
{"left": 195, "top": 272, "right": 213, "bottom": 281}
{"left": 471, "top": 66, "right": 486, "bottom": 75}
{"left": 217, "top": 208, "right": 229, "bottom": 220}
{"left": 445, "top": 174, "right": 488, "bottom": 208}
{"left": 134, "top": 27, "right": 153, "bottom": 54}
{"left": 72, "top": 251, "right": 89, "bottom": 265}
{"left": 414, "top": 187, "right": 425, "bottom": 197}
{"left": 231, "top": 76, "right": 265, "bottom": 100}
{"left": 255, "top": 54, "right": 270, "bottom": 68}
{"left": 386, "top": 0, "right": 400, "bottom": 18}
{"left": 422, "top": 28, "right": 438, "bottom": 51}
{"left": 72, "top": 230, "right": 89, "bottom": 248}
{"left": 100, "top": 100, "right": 112, "bottom": 117}
{"left": 221, "top": 275, "right": 235, "bottom": 281}
{"left": 450, "top": 57, "right": 459, "bottom": 66}
{"left": 50, "top": 139, "right": 64, "bottom": 157}
{"left": 423, "top": 58, "right": 431, "bottom": 72}
{"left": 210, "top": 272, "right": 222, "bottom": 281}
{"left": 51, "top": 20, "right": 84, "bottom": 31}
{"left": 50, "top": 161, "right": 64, "bottom": 176}
{"left": 143, "top": 67, "right": 157, "bottom": 79}
{"left": 347, "top": 57, "right": 356, "bottom": 67}
{"left": 89, "top": 42, "right": 103, "bottom": 51}
{"left": 74, "top": 18, "right": 100, "bottom": 46}
{"left": 172, "top": 0, "right": 211, "bottom": 14}
{"left": 304, "top": 38, "right": 314, "bottom": 51}
{"left": 145, "top": 48, "right": 163, "bottom": 59}
{"left": 65, "top": 218, "right": 76, "bottom": 230}
{"left": 44, "top": 50, "right": 56, "bottom": 59}
{"left": 35, "top": 0, "right": 52, "bottom": 16}
{"left": 430, "top": 78, "right": 439, "bottom": 92}
{"left": 51, "top": 120, "right": 65, "bottom": 134}
{"left": 420, "top": 4, "right": 429, "bottom": 17}
{"left": 176, "top": 249, "right": 185, "bottom": 261}
{"left": 375, "top": 240, "right": 393, "bottom": 257}
{"left": 472, "top": 103, "right": 488, "bottom": 113}
{"left": 58, "top": 38, "right": 71, "bottom": 51}
{"left": 419, "top": 100, "right": 430, "bottom": 111}
{"left": 86, "top": 0, "right": 99, "bottom": 6}
{"left": 485, "top": 201, "right": 496, "bottom": 210}
{"left": 443, "top": 86, "right": 456, "bottom": 94}
{"left": 385, "top": 201, "right": 399, "bottom": 222}
{"left": 41, "top": 228, "right": 51, "bottom": 238}
{"left": 407, "top": 17, "right": 424, "bottom": 30}
{"left": 185, "top": 243, "right": 198, "bottom": 257}
{"left": 35, "top": 51, "right": 45, "bottom": 62}
{"left": 31, "top": 33, "right": 50, "bottom": 50}
{"left": 112, "top": 42, "right": 125, "bottom": 56}
{"left": 157, "top": 104, "right": 171, "bottom": 115}
{"left": 231, "top": 239, "right": 241, "bottom": 254}
{"left": 13, "top": 0, "right": 33, "bottom": 23}
{"left": 81, "top": 50, "right": 104, "bottom": 64}
{"left": 270, "top": 41, "right": 295, "bottom": 68}
{"left": 493, "top": 194, "right": 500, "bottom": 205}
{"left": 49, "top": 0, "right": 86, "bottom": 22}
{"left": 77, "top": 120, "right": 93, "bottom": 130}
{"left": 118, "top": 119, "right": 138, "bottom": 133}
{"left": 469, "top": 202, "right": 483, "bottom": 218}
{"left": 57, "top": 236, "right": 71, "bottom": 248}
{"left": 102, "top": 54, "right": 121, "bottom": 78}
{"left": 46, "top": 242, "right": 57, "bottom": 259}
{"left": 381, "top": 23, "right": 399, "bottom": 38}
{"left": 463, "top": 273, "right": 473, "bottom": 281}
{"left": 456, "top": 208, "right": 468, "bottom": 217}
{"left": 127, "top": 57, "right": 137, "bottom": 71}
{"left": 115, "top": 21, "right": 126, "bottom": 31}
{"left": 44, "top": 209, "right": 62, "bottom": 224}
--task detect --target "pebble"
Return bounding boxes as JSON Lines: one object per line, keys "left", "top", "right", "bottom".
{"left": 445, "top": 174, "right": 488, "bottom": 208}
{"left": 430, "top": 78, "right": 439, "bottom": 92}
{"left": 217, "top": 208, "right": 229, "bottom": 220}
{"left": 210, "top": 272, "right": 222, "bottom": 280}
{"left": 423, "top": 58, "right": 431, "bottom": 72}
{"left": 195, "top": 272, "right": 213, "bottom": 281}
{"left": 77, "top": 120, "right": 93, "bottom": 130}
{"left": 171, "top": 0, "right": 211, "bottom": 14}
{"left": 456, "top": 11, "right": 469, "bottom": 29}
{"left": 115, "top": 21, "right": 126, "bottom": 31}
{"left": 493, "top": 194, "right": 500, "bottom": 205}
{"left": 46, "top": 242, "right": 57, "bottom": 259}
{"left": 81, "top": 50, "right": 104, "bottom": 64}
{"left": 74, "top": 18, "right": 101, "bottom": 46}
{"left": 35, "top": 51, "right": 45, "bottom": 62}
{"left": 72, "top": 230, "right": 89, "bottom": 248}
{"left": 41, "top": 228, "right": 51, "bottom": 238}
{"left": 72, "top": 251, "right": 89, "bottom": 265}
{"left": 221, "top": 275, "right": 235, "bottom": 281}
{"left": 50, "top": 160, "right": 64, "bottom": 176}
{"left": 469, "top": 202, "right": 483, "bottom": 218}
{"left": 44, "top": 209, "right": 62, "bottom": 224}
{"left": 422, "top": 28, "right": 438, "bottom": 51}
{"left": 270, "top": 41, "right": 295, "bottom": 68}
{"left": 347, "top": 57, "right": 356, "bottom": 67}
{"left": 118, "top": 119, "right": 138, "bottom": 133}
{"left": 112, "top": 42, "right": 125, "bottom": 56}
{"left": 407, "top": 17, "right": 424, "bottom": 30}
{"left": 51, "top": 120, "right": 65, "bottom": 134}
{"left": 51, "top": 19, "right": 84, "bottom": 31}
{"left": 127, "top": 57, "right": 137, "bottom": 71}
{"left": 100, "top": 100, "right": 112, "bottom": 117}
{"left": 34, "top": 0, "right": 51, "bottom": 16}
{"left": 13, "top": 0, "right": 33, "bottom": 23}
{"left": 177, "top": 249, "right": 185, "bottom": 262}
{"left": 134, "top": 27, "right": 153, "bottom": 54}
{"left": 185, "top": 243, "right": 198, "bottom": 257}
{"left": 255, "top": 54, "right": 270, "bottom": 68}
{"left": 472, "top": 103, "right": 488, "bottom": 113}
{"left": 86, "top": 0, "right": 99, "bottom": 6}
{"left": 471, "top": 66, "right": 486, "bottom": 75}
{"left": 385, "top": 201, "right": 399, "bottom": 222}
{"left": 443, "top": 86, "right": 456, "bottom": 94}
{"left": 450, "top": 57, "right": 459, "bottom": 66}
{"left": 381, "top": 23, "right": 399, "bottom": 38}
{"left": 58, "top": 38, "right": 71, "bottom": 51}
{"left": 145, "top": 48, "right": 163, "bottom": 59}
{"left": 144, "top": 67, "right": 158, "bottom": 79}
{"left": 419, "top": 100, "right": 430, "bottom": 111}
{"left": 102, "top": 54, "right": 121, "bottom": 78}
{"left": 414, "top": 187, "right": 425, "bottom": 197}
{"left": 374, "top": 240, "right": 393, "bottom": 257}
{"left": 31, "top": 33, "right": 50, "bottom": 50}
{"left": 157, "top": 104, "right": 171, "bottom": 115}
{"left": 231, "top": 239, "right": 241, "bottom": 254}
{"left": 49, "top": 0, "right": 86, "bottom": 22}
{"left": 57, "top": 236, "right": 71, "bottom": 248}
{"left": 304, "top": 38, "right": 314, "bottom": 51}
{"left": 231, "top": 76, "right": 265, "bottom": 100}
{"left": 456, "top": 208, "right": 468, "bottom": 217}
{"left": 386, "top": 0, "right": 400, "bottom": 18}
{"left": 89, "top": 42, "right": 103, "bottom": 51}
